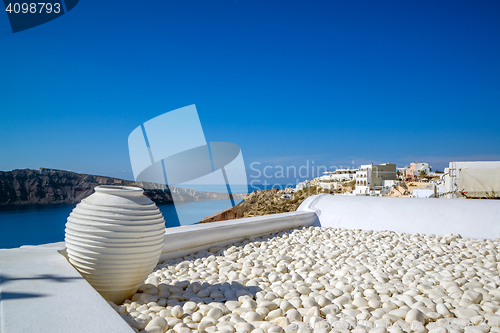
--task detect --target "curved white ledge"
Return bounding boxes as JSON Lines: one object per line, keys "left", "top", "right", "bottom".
{"left": 298, "top": 194, "right": 500, "bottom": 239}
{"left": 160, "top": 210, "right": 319, "bottom": 261}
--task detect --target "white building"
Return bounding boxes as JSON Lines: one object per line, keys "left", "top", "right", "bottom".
{"left": 396, "top": 167, "right": 406, "bottom": 180}
{"left": 318, "top": 168, "right": 358, "bottom": 190}
{"left": 403, "top": 162, "right": 432, "bottom": 181}
{"left": 295, "top": 181, "right": 310, "bottom": 191}
{"left": 354, "top": 163, "right": 396, "bottom": 195}
{"left": 411, "top": 185, "right": 436, "bottom": 198}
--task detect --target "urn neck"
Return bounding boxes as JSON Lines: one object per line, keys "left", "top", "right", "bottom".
{"left": 94, "top": 186, "right": 144, "bottom": 197}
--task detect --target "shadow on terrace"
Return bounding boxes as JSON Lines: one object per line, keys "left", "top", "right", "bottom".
{"left": 0, "top": 273, "right": 84, "bottom": 300}
{"left": 128, "top": 280, "right": 262, "bottom": 306}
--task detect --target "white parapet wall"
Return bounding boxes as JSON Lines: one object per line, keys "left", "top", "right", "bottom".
{"left": 160, "top": 211, "right": 319, "bottom": 261}
{"left": 298, "top": 193, "right": 500, "bottom": 239}
{"left": 0, "top": 246, "right": 135, "bottom": 333}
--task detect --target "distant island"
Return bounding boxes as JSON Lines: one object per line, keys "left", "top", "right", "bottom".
{"left": 0, "top": 168, "right": 243, "bottom": 206}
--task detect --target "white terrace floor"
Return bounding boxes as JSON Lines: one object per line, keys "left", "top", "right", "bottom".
{"left": 115, "top": 226, "right": 500, "bottom": 333}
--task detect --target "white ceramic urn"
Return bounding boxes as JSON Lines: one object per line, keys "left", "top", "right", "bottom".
{"left": 65, "top": 185, "right": 165, "bottom": 304}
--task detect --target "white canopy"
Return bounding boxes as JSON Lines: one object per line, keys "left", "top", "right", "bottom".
{"left": 457, "top": 168, "right": 500, "bottom": 198}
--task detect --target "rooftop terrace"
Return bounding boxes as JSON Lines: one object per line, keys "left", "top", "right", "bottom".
{"left": 1, "top": 194, "right": 499, "bottom": 333}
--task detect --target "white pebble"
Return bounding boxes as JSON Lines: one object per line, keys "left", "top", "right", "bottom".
{"left": 171, "top": 305, "right": 184, "bottom": 319}
{"left": 207, "top": 307, "right": 223, "bottom": 320}
{"left": 454, "top": 308, "right": 479, "bottom": 319}
{"left": 245, "top": 311, "right": 263, "bottom": 322}
{"left": 405, "top": 308, "right": 425, "bottom": 325}
{"left": 145, "top": 317, "right": 168, "bottom": 331}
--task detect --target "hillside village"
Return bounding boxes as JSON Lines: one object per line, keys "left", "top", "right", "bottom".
{"left": 294, "top": 160, "right": 500, "bottom": 199}
{"left": 200, "top": 160, "right": 500, "bottom": 223}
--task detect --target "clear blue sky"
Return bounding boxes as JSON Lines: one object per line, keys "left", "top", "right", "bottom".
{"left": 1, "top": 0, "right": 499, "bottom": 183}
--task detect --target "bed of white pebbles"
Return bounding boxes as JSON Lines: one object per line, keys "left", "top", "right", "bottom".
{"left": 110, "top": 227, "right": 500, "bottom": 333}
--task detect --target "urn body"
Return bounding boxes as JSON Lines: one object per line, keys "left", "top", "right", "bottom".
{"left": 65, "top": 186, "right": 165, "bottom": 304}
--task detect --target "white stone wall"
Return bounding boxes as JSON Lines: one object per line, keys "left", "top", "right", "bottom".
{"left": 298, "top": 194, "right": 500, "bottom": 239}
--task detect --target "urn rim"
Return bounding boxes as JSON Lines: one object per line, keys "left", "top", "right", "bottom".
{"left": 94, "top": 185, "right": 144, "bottom": 195}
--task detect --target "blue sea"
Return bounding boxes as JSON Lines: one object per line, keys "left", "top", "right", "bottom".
{"left": 0, "top": 184, "right": 290, "bottom": 249}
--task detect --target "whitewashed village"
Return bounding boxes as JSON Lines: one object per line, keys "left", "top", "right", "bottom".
{"left": 290, "top": 161, "right": 500, "bottom": 199}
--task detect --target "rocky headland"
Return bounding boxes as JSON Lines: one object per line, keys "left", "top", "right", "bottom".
{"left": 0, "top": 168, "right": 242, "bottom": 206}
{"left": 199, "top": 185, "right": 331, "bottom": 223}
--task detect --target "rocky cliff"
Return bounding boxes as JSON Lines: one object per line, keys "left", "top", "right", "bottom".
{"left": 0, "top": 168, "right": 242, "bottom": 206}
{"left": 199, "top": 185, "right": 330, "bottom": 223}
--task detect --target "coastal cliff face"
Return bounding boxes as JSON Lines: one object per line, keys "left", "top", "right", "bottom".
{"left": 0, "top": 168, "right": 240, "bottom": 206}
